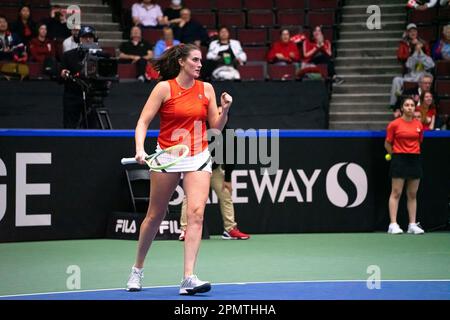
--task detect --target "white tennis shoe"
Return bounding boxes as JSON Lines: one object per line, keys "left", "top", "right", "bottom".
{"left": 407, "top": 223, "right": 425, "bottom": 235}
{"left": 388, "top": 223, "right": 404, "bottom": 234}
{"left": 179, "top": 275, "right": 211, "bottom": 295}
{"left": 126, "top": 266, "right": 143, "bottom": 291}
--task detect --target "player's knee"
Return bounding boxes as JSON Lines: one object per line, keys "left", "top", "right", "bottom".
{"left": 187, "top": 206, "right": 205, "bottom": 224}
{"left": 144, "top": 211, "right": 165, "bottom": 224}
{"left": 391, "top": 189, "right": 402, "bottom": 199}
{"left": 406, "top": 190, "right": 417, "bottom": 200}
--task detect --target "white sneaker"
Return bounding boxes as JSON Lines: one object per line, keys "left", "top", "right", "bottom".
{"left": 179, "top": 275, "right": 211, "bottom": 295}
{"left": 126, "top": 266, "right": 143, "bottom": 291}
{"left": 407, "top": 223, "right": 425, "bottom": 235}
{"left": 388, "top": 223, "right": 404, "bottom": 234}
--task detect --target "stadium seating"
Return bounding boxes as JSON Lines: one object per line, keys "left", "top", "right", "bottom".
{"left": 274, "top": 0, "right": 306, "bottom": 10}
{"left": 277, "top": 11, "right": 305, "bottom": 27}
{"left": 142, "top": 29, "right": 162, "bottom": 45}
{"left": 246, "top": 10, "right": 275, "bottom": 28}
{"left": 243, "top": 0, "right": 274, "bottom": 10}
{"left": 408, "top": 7, "right": 438, "bottom": 24}
{"left": 217, "top": 12, "right": 246, "bottom": 28}
{"left": 237, "top": 28, "right": 267, "bottom": 46}
{"left": 267, "top": 64, "right": 295, "bottom": 81}
{"left": 0, "top": 0, "right": 345, "bottom": 83}
{"left": 436, "top": 61, "right": 450, "bottom": 80}
{"left": 192, "top": 11, "right": 216, "bottom": 28}
{"left": 238, "top": 64, "right": 265, "bottom": 81}
{"left": 245, "top": 46, "right": 267, "bottom": 62}
{"left": 435, "top": 80, "right": 450, "bottom": 99}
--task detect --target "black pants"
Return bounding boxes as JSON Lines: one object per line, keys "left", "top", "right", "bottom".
{"left": 136, "top": 58, "right": 147, "bottom": 77}
{"left": 63, "top": 91, "right": 84, "bottom": 129}
{"left": 63, "top": 92, "right": 102, "bottom": 129}
{"left": 311, "top": 54, "right": 336, "bottom": 78}
{"left": 120, "top": 59, "right": 148, "bottom": 78}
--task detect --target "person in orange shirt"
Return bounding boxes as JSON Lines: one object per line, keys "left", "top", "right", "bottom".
{"left": 385, "top": 97, "right": 425, "bottom": 235}
{"left": 126, "top": 43, "right": 232, "bottom": 295}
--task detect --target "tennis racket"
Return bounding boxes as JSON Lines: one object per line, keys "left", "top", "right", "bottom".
{"left": 121, "top": 144, "right": 190, "bottom": 170}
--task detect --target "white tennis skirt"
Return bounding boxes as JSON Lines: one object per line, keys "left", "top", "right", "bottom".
{"left": 151, "top": 144, "right": 212, "bottom": 173}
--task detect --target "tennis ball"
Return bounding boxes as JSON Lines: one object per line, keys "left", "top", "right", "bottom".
{"left": 385, "top": 154, "right": 392, "bottom": 161}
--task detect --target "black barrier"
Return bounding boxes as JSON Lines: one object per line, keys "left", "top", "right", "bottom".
{"left": 0, "top": 130, "right": 449, "bottom": 242}
{"left": 0, "top": 81, "right": 329, "bottom": 129}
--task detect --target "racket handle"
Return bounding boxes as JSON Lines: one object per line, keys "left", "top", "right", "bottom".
{"left": 121, "top": 157, "right": 138, "bottom": 165}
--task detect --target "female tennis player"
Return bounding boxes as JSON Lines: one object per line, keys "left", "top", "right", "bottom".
{"left": 385, "top": 97, "right": 425, "bottom": 235}
{"left": 126, "top": 43, "right": 232, "bottom": 294}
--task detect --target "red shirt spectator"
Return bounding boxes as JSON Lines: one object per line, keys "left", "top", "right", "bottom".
{"left": 298, "top": 26, "right": 343, "bottom": 83}
{"left": 29, "top": 24, "right": 55, "bottom": 63}
{"left": 267, "top": 29, "right": 300, "bottom": 64}
{"left": 415, "top": 91, "right": 436, "bottom": 130}
{"left": 302, "top": 34, "right": 332, "bottom": 64}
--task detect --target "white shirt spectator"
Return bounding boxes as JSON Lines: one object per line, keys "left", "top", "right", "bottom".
{"left": 207, "top": 39, "right": 247, "bottom": 63}
{"left": 132, "top": 2, "right": 163, "bottom": 27}
{"left": 62, "top": 36, "right": 78, "bottom": 52}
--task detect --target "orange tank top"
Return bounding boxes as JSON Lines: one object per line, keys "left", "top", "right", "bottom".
{"left": 158, "top": 79, "right": 209, "bottom": 156}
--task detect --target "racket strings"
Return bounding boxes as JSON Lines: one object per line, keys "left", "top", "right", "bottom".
{"left": 148, "top": 145, "right": 188, "bottom": 168}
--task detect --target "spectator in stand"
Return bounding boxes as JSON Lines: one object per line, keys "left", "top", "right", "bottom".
{"left": 10, "top": 5, "right": 37, "bottom": 48}
{"left": 267, "top": 29, "right": 300, "bottom": 65}
{"left": 389, "top": 23, "right": 435, "bottom": 110}
{"left": 406, "top": 0, "right": 448, "bottom": 10}
{"left": 62, "top": 24, "right": 80, "bottom": 52}
{"left": 300, "top": 26, "right": 344, "bottom": 84}
{"left": 205, "top": 26, "right": 246, "bottom": 80}
{"left": 0, "top": 15, "right": 27, "bottom": 63}
{"left": 41, "top": 5, "right": 71, "bottom": 41}
{"left": 173, "top": 8, "right": 209, "bottom": 47}
{"left": 393, "top": 73, "right": 434, "bottom": 118}
{"left": 132, "top": 0, "right": 165, "bottom": 29}
{"left": 118, "top": 26, "right": 154, "bottom": 82}
{"left": 153, "top": 26, "right": 180, "bottom": 58}
{"left": 29, "top": 24, "right": 55, "bottom": 62}
{"left": 29, "top": 23, "right": 58, "bottom": 77}
{"left": 432, "top": 24, "right": 450, "bottom": 61}
{"left": 440, "top": 0, "right": 450, "bottom": 6}
{"left": 163, "top": 0, "right": 184, "bottom": 27}
{"left": 416, "top": 91, "right": 436, "bottom": 130}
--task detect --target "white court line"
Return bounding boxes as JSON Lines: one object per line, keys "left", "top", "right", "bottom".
{"left": 1, "top": 279, "right": 450, "bottom": 299}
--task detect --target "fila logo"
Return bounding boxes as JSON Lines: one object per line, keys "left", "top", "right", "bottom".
{"left": 115, "top": 219, "right": 137, "bottom": 233}
{"left": 159, "top": 220, "right": 182, "bottom": 234}
{"left": 326, "top": 162, "right": 368, "bottom": 208}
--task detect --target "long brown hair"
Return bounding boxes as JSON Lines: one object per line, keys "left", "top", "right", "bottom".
{"left": 418, "top": 91, "right": 435, "bottom": 124}
{"left": 152, "top": 43, "right": 200, "bottom": 81}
